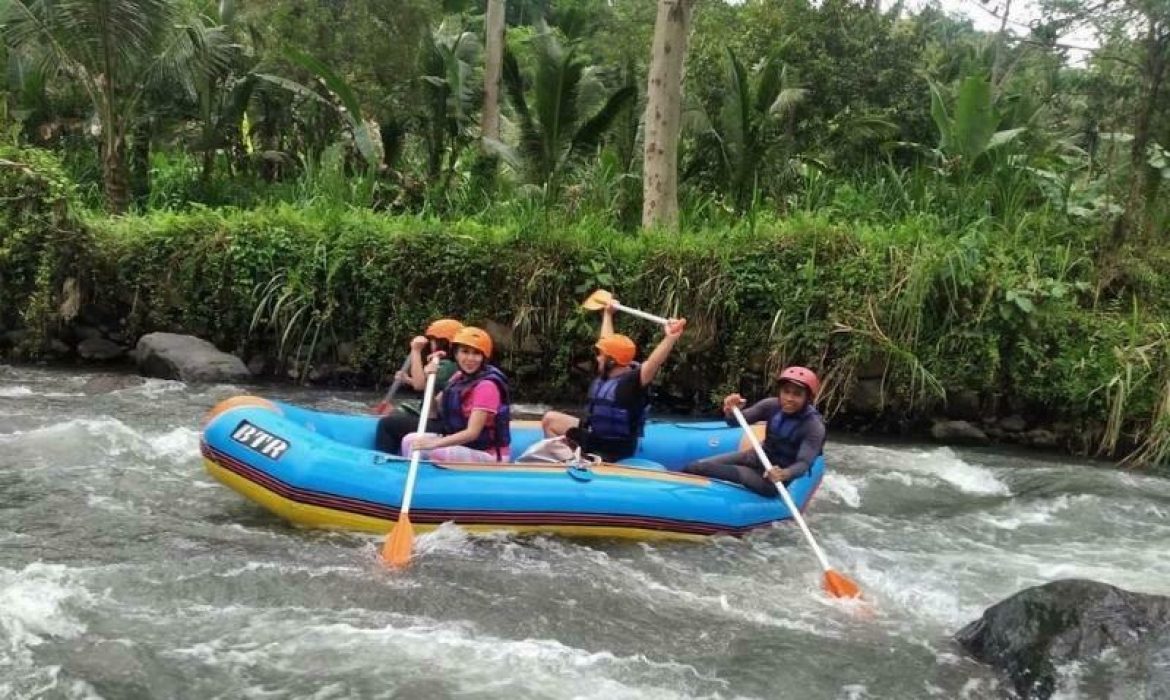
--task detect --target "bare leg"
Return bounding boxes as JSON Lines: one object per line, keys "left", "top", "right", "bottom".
{"left": 540, "top": 410, "right": 580, "bottom": 438}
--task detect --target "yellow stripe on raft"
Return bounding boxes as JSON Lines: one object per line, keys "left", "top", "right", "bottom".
{"left": 204, "top": 459, "right": 709, "bottom": 542}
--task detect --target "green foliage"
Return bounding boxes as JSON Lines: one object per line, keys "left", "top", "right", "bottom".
{"left": 489, "top": 28, "right": 635, "bottom": 201}
{"left": 0, "top": 146, "right": 93, "bottom": 352}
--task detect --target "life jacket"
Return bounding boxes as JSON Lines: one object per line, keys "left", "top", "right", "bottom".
{"left": 584, "top": 363, "right": 646, "bottom": 441}
{"left": 762, "top": 403, "right": 822, "bottom": 466}
{"left": 440, "top": 365, "right": 512, "bottom": 459}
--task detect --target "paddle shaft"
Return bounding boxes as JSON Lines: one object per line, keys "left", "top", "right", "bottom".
{"left": 731, "top": 406, "right": 833, "bottom": 573}
{"left": 612, "top": 301, "right": 669, "bottom": 326}
{"left": 381, "top": 355, "right": 414, "bottom": 403}
{"left": 399, "top": 371, "right": 438, "bottom": 518}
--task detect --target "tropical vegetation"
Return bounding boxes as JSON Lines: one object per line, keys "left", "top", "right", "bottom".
{"left": 1, "top": 0, "right": 1168, "bottom": 468}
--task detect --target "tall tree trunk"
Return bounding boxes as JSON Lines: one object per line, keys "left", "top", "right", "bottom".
{"left": 130, "top": 118, "right": 152, "bottom": 206}
{"left": 642, "top": 0, "right": 694, "bottom": 231}
{"left": 1116, "top": 18, "right": 1169, "bottom": 246}
{"left": 101, "top": 129, "right": 130, "bottom": 214}
{"left": 481, "top": 0, "right": 506, "bottom": 142}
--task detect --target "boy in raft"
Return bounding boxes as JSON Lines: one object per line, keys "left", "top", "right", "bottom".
{"left": 401, "top": 326, "right": 512, "bottom": 462}
{"left": 682, "top": 366, "right": 825, "bottom": 496}
{"left": 539, "top": 299, "right": 686, "bottom": 462}
{"left": 374, "top": 318, "right": 462, "bottom": 454}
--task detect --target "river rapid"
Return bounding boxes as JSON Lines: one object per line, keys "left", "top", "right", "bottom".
{"left": 2, "top": 364, "right": 1168, "bottom": 699}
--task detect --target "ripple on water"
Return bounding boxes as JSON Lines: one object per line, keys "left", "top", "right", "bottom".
{"left": 159, "top": 607, "right": 724, "bottom": 699}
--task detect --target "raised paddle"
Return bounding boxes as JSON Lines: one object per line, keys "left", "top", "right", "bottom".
{"left": 581, "top": 289, "right": 669, "bottom": 325}
{"left": 381, "top": 369, "right": 439, "bottom": 568}
{"left": 731, "top": 405, "right": 862, "bottom": 599}
{"left": 370, "top": 355, "right": 413, "bottom": 415}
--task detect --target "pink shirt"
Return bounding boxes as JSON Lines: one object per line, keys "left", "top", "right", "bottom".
{"left": 449, "top": 373, "right": 511, "bottom": 460}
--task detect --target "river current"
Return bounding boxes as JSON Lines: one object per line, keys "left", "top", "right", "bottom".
{"left": 2, "top": 364, "right": 1168, "bottom": 699}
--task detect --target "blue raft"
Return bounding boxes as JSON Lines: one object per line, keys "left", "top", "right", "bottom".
{"left": 200, "top": 396, "right": 826, "bottom": 541}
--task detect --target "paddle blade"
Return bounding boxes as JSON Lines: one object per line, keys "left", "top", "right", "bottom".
{"left": 581, "top": 289, "right": 613, "bottom": 311}
{"left": 824, "top": 569, "right": 861, "bottom": 599}
{"left": 370, "top": 401, "right": 389, "bottom": 415}
{"left": 381, "top": 516, "right": 414, "bottom": 568}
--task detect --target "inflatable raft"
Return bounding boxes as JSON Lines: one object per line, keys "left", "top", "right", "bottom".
{"left": 200, "top": 396, "right": 825, "bottom": 541}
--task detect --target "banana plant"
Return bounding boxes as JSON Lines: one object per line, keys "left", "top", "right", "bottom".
{"left": 255, "top": 48, "right": 380, "bottom": 170}
{"left": 928, "top": 74, "right": 1025, "bottom": 173}
{"left": 419, "top": 19, "right": 481, "bottom": 184}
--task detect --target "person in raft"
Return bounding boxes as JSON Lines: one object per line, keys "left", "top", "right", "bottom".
{"left": 401, "top": 326, "right": 512, "bottom": 462}
{"left": 374, "top": 318, "right": 463, "bottom": 455}
{"left": 682, "top": 366, "right": 825, "bottom": 497}
{"left": 539, "top": 300, "right": 686, "bottom": 462}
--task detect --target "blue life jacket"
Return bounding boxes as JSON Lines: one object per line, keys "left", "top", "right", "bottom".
{"left": 440, "top": 365, "right": 511, "bottom": 459}
{"left": 762, "top": 403, "right": 822, "bottom": 466}
{"left": 584, "top": 363, "right": 646, "bottom": 441}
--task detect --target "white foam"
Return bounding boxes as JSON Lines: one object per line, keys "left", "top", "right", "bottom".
{"left": 0, "top": 386, "right": 33, "bottom": 397}
{"left": 0, "top": 563, "right": 89, "bottom": 653}
{"left": 0, "top": 418, "right": 199, "bottom": 464}
{"left": 899, "top": 447, "right": 1011, "bottom": 496}
{"left": 414, "top": 520, "right": 476, "bottom": 558}
{"left": 977, "top": 494, "right": 1084, "bottom": 530}
{"left": 822, "top": 473, "right": 862, "bottom": 508}
{"left": 120, "top": 377, "right": 187, "bottom": 397}
{"left": 844, "top": 444, "right": 1011, "bottom": 496}
{"left": 164, "top": 611, "right": 719, "bottom": 699}
{"left": 147, "top": 427, "right": 201, "bottom": 461}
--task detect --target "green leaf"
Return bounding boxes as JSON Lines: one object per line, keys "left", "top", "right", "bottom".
{"left": 952, "top": 75, "right": 997, "bottom": 162}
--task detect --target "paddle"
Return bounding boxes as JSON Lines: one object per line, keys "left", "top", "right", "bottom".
{"left": 730, "top": 405, "right": 862, "bottom": 599}
{"left": 370, "top": 355, "right": 413, "bottom": 415}
{"left": 381, "top": 369, "right": 439, "bottom": 568}
{"left": 581, "top": 289, "right": 669, "bottom": 325}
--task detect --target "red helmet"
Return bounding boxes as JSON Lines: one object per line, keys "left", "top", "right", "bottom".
{"left": 777, "top": 366, "right": 820, "bottom": 398}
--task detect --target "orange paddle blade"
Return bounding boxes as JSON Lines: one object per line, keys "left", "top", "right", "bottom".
{"left": 381, "top": 516, "right": 414, "bottom": 568}
{"left": 370, "top": 401, "right": 389, "bottom": 415}
{"left": 581, "top": 289, "right": 613, "bottom": 311}
{"left": 824, "top": 569, "right": 861, "bottom": 599}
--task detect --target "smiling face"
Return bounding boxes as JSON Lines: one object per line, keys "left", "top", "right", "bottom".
{"left": 778, "top": 381, "right": 810, "bottom": 414}
{"left": 455, "top": 345, "right": 485, "bottom": 374}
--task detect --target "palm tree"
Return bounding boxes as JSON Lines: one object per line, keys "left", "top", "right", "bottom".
{"left": 694, "top": 48, "right": 809, "bottom": 213}
{"left": 2, "top": 0, "right": 233, "bottom": 211}
{"left": 490, "top": 29, "right": 635, "bottom": 202}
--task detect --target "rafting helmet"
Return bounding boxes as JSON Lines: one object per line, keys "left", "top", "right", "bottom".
{"left": 425, "top": 318, "right": 463, "bottom": 340}
{"left": 594, "top": 334, "right": 637, "bottom": 367}
{"left": 777, "top": 366, "right": 820, "bottom": 399}
{"left": 452, "top": 326, "right": 493, "bottom": 358}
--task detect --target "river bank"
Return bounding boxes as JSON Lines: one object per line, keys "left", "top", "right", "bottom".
{"left": 3, "top": 146, "right": 1168, "bottom": 471}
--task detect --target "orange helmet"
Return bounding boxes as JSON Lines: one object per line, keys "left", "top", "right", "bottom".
{"left": 777, "top": 366, "right": 820, "bottom": 398}
{"left": 452, "top": 326, "right": 493, "bottom": 358}
{"left": 594, "top": 334, "right": 637, "bottom": 367}
{"left": 425, "top": 318, "right": 463, "bottom": 340}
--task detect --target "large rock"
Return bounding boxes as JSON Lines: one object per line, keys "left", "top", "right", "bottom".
{"left": 930, "top": 419, "right": 988, "bottom": 444}
{"left": 955, "top": 579, "right": 1170, "bottom": 699}
{"left": 135, "top": 332, "right": 250, "bottom": 383}
{"left": 78, "top": 337, "right": 126, "bottom": 361}
{"left": 846, "top": 378, "right": 884, "bottom": 415}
